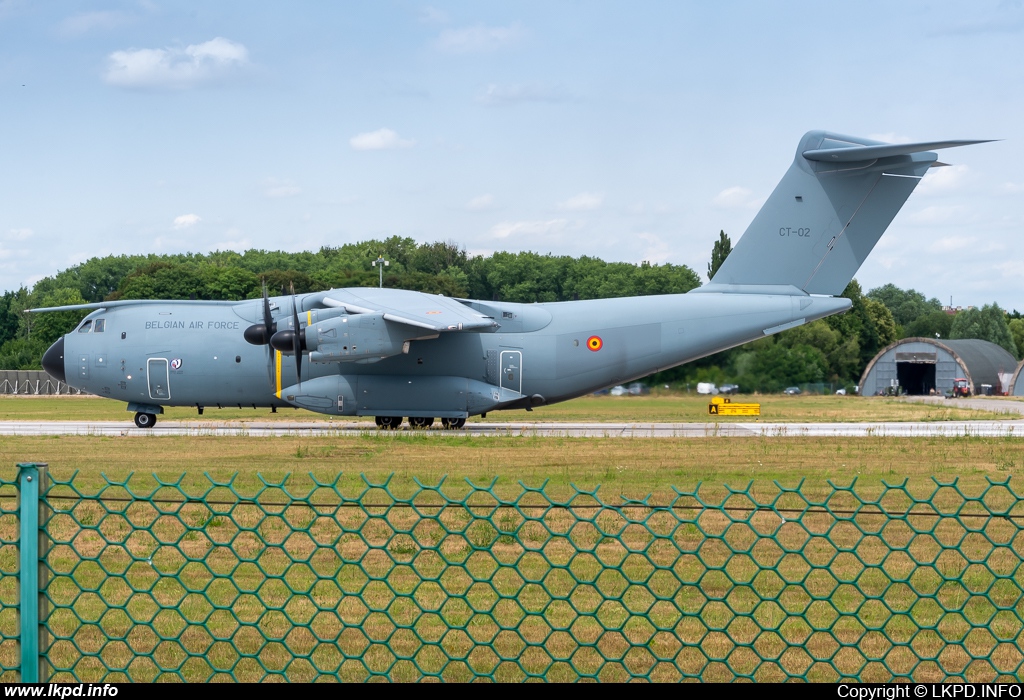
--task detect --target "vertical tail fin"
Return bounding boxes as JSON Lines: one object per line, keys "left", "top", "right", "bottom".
{"left": 705, "top": 131, "right": 991, "bottom": 296}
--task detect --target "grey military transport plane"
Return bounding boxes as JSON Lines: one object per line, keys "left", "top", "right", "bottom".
{"left": 32, "top": 131, "right": 990, "bottom": 429}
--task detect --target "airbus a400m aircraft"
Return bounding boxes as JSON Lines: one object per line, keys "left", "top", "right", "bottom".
{"left": 33, "top": 131, "right": 990, "bottom": 428}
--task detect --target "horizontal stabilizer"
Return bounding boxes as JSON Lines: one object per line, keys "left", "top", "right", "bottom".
{"left": 803, "top": 139, "right": 994, "bottom": 163}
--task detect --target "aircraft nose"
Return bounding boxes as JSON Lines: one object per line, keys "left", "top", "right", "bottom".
{"left": 42, "top": 336, "right": 66, "bottom": 383}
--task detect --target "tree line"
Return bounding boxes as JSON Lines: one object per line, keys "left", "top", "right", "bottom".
{"left": 3, "top": 234, "right": 1021, "bottom": 393}
{"left": 0, "top": 238, "right": 701, "bottom": 370}
{"left": 667, "top": 233, "right": 1024, "bottom": 392}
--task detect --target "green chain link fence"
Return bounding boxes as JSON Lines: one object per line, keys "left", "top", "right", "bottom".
{"left": 4, "top": 463, "right": 1024, "bottom": 682}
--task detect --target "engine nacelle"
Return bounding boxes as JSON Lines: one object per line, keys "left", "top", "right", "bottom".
{"left": 306, "top": 313, "right": 411, "bottom": 363}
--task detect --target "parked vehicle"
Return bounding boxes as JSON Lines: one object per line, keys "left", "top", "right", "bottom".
{"left": 696, "top": 382, "right": 718, "bottom": 395}
{"left": 719, "top": 384, "right": 740, "bottom": 395}
{"left": 609, "top": 385, "right": 627, "bottom": 396}
{"left": 627, "top": 382, "right": 649, "bottom": 396}
{"left": 949, "top": 378, "right": 970, "bottom": 398}
{"left": 783, "top": 386, "right": 802, "bottom": 395}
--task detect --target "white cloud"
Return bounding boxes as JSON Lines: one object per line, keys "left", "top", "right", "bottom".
{"left": 349, "top": 128, "right": 415, "bottom": 151}
{"left": 477, "top": 83, "right": 569, "bottom": 106}
{"left": 916, "top": 164, "right": 971, "bottom": 196}
{"left": 491, "top": 219, "right": 568, "bottom": 239}
{"left": 634, "top": 233, "right": 673, "bottom": 265}
{"left": 466, "top": 194, "right": 495, "bottom": 211}
{"left": 906, "top": 205, "right": 968, "bottom": 225}
{"left": 104, "top": 37, "right": 249, "bottom": 89}
{"left": 711, "top": 186, "right": 762, "bottom": 209}
{"left": 173, "top": 214, "right": 201, "bottom": 229}
{"left": 264, "top": 180, "right": 301, "bottom": 198}
{"left": 210, "top": 228, "right": 250, "bottom": 252}
{"left": 435, "top": 24, "right": 523, "bottom": 53}
{"left": 929, "top": 236, "right": 975, "bottom": 253}
{"left": 59, "top": 10, "right": 130, "bottom": 36}
{"left": 999, "top": 182, "right": 1024, "bottom": 194}
{"left": 557, "top": 192, "right": 603, "bottom": 211}
{"left": 7, "top": 227, "right": 33, "bottom": 240}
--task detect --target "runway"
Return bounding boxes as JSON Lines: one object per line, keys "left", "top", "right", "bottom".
{"left": 1, "top": 419, "right": 1023, "bottom": 438}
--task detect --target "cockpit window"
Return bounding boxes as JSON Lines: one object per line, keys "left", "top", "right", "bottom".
{"left": 78, "top": 320, "right": 92, "bottom": 333}
{"left": 94, "top": 319, "right": 105, "bottom": 333}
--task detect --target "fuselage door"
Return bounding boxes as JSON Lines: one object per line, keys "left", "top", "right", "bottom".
{"left": 147, "top": 358, "right": 170, "bottom": 401}
{"left": 499, "top": 350, "right": 522, "bottom": 394}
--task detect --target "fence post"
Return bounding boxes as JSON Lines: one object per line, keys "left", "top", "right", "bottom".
{"left": 17, "top": 463, "right": 48, "bottom": 683}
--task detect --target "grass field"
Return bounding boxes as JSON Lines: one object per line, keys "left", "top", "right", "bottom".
{"left": 3, "top": 460, "right": 1021, "bottom": 682}
{"left": 0, "top": 392, "right": 1021, "bottom": 424}
{"left": 3, "top": 394, "right": 1024, "bottom": 682}
{"left": 3, "top": 430, "right": 1024, "bottom": 500}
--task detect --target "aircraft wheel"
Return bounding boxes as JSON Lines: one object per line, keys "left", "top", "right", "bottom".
{"left": 409, "top": 417, "right": 434, "bottom": 429}
{"left": 441, "top": 417, "right": 466, "bottom": 430}
{"left": 134, "top": 412, "right": 157, "bottom": 429}
{"left": 375, "top": 415, "right": 403, "bottom": 430}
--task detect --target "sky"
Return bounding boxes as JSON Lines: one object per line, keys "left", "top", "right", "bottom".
{"left": 1, "top": 1, "right": 1023, "bottom": 309}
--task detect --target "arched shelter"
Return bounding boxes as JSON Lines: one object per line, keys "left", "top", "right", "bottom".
{"left": 1010, "top": 360, "right": 1024, "bottom": 396}
{"left": 859, "top": 338, "right": 1017, "bottom": 396}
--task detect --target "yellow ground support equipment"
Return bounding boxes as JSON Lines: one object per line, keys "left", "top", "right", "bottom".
{"left": 708, "top": 395, "right": 761, "bottom": 416}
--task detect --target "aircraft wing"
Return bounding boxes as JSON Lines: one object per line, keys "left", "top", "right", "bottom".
{"left": 321, "top": 288, "right": 498, "bottom": 332}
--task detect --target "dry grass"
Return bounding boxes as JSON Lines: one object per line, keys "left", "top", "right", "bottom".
{"left": 2, "top": 392, "right": 1024, "bottom": 682}
{"left": 3, "top": 432, "right": 1024, "bottom": 499}
{"left": 3, "top": 471, "right": 1024, "bottom": 682}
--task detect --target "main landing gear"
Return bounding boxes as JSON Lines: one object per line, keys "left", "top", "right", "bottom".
{"left": 373, "top": 416, "right": 467, "bottom": 430}
{"left": 134, "top": 412, "right": 157, "bottom": 429}
{"left": 374, "top": 416, "right": 403, "bottom": 430}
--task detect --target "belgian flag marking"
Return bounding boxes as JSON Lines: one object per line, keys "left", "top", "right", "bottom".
{"left": 587, "top": 336, "right": 603, "bottom": 352}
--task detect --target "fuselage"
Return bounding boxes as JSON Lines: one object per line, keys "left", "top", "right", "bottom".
{"left": 43, "top": 288, "right": 850, "bottom": 419}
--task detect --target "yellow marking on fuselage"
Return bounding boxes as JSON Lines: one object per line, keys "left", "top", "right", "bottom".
{"left": 307, "top": 310, "right": 311, "bottom": 326}
{"left": 275, "top": 350, "right": 282, "bottom": 398}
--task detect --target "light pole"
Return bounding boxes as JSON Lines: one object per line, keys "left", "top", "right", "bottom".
{"left": 371, "top": 255, "right": 389, "bottom": 288}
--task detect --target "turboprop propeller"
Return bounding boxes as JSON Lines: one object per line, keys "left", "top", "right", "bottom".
{"left": 268, "top": 284, "right": 305, "bottom": 387}
{"left": 242, "top": 282, "right": 277, "bottom": 345}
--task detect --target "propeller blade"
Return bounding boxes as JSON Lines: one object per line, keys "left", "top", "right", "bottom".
{"left": 291, "top": 283, "right": 302, "bottom": 387}
{"left": 262, "top": 280, "right": 274, "bottom": 331}
{"left": 244, "top": 279, "right": 279, "bottom": 346}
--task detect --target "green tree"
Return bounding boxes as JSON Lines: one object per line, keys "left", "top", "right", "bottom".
{"left": 866, "top": 283, "right": 942, "bottom": 330}
{"left": 0, "top": 290, "right": 23, "bottom": 346}
{"left": 707, "top": 230, "right": 731, "bottom": 281}
{"left": 950, "top": 304, "right": 1017, "bottom": 356}
{"left": 410, "top": 240, "right": 467, "bottom": 275}
{"left": 28, "top": 288, "right": 89, "bottom": 346}
{"left": 114, "top": 262, "right": 206, "bottom": 300}
{"left": 1009, "top": 318, "right": 1024, "bottom": 360}
{"left": 0, "top": 337, "right": 49, "bottom": 370}
{"left": 904, "top": 311, "right": 953, "bottom": 341}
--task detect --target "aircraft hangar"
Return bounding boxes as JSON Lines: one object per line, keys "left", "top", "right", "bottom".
{"left": 1009, "top": 361, "right": 1024, "bottom": 397}
{"left": 858, "top": 337, "right": 1018, "bottom": 396}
